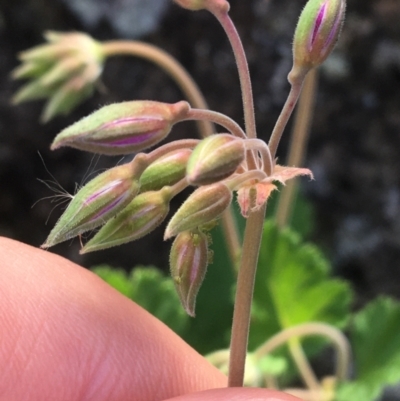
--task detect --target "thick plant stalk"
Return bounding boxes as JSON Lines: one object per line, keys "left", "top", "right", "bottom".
{"left": 228, "top": 204, "right": 267, "bottom": 387}
{"left": 201, "top": 7, "right": 265, "bottom": 387}
{"left": 276, "top": 68, "right": 318, "bottom": 227}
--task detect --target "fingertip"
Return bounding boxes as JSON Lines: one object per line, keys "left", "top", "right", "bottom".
{"left": 164, "top": 387, "right": 302, "bottom": 401}
{"left": 0, "top": 237, "right": 226, "bottom": 401}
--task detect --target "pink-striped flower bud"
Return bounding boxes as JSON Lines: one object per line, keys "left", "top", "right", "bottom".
{"left": 170, "top": 230, "right": 209, "bottom": 316}
{"left": 139, "top": 148, "right": 192, "bottom": 193}
{"left": 291, "top": 0, "right": 346, "bottom": 75}
{"left": 42, "top": 156, "right": 148, "bottom": 248}
{"left": 164, "top": 182, "right": 232, "bottom": 239}
{"left": 80, "top": 188, "right": 171, "bottom": 253}
{"left": 186, "top": 134, "right": 245, "bottom": 186}
{"left": 51, "top": 100, "right": 190, "bottom": 155}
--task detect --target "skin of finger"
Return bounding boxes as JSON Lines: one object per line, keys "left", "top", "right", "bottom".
{"left": 0, "top": 237, "right": 226, "bottom": 401}
{"left": 164, "top": 387, "right": 302, "bottom": 401}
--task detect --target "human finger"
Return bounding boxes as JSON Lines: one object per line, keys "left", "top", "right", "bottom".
{"left": 0, "top": 237, "right": 226, "bottom": 401}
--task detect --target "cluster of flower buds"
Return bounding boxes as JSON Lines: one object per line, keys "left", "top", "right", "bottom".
{"left": 28, "top": 0, "right": 344, "bottom": 316}
{"left": 40, "top": 95, "right": 313, "bottom": 314}
{"left": 12, "top": 31, "right": 105, "bottom": 122}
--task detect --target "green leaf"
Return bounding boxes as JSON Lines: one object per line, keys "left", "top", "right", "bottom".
{"left": 92, "top": 265, "right": 189, "bottom": 335}
{"left": 267, "top": 187, "right": 315, "bottom": 238}
{"left": 336, "top": 297, "right": 400, "bottom": 401}
{"left": 249, "top": 220, "right": 352, "bottom": 384}
{"left": 93, "top": 265, "right": 133, "bottom": 297}
{"left": 250, "top": 220, "right": 352, "bottom": 349}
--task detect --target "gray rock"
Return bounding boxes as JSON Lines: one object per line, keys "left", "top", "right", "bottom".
{"left": 61, "top": 0, "right": 170, "bottom": 38}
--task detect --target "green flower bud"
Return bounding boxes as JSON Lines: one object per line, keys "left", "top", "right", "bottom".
{"left": 42, "top": 156, "right": 148, "bottom": 248}
{"left": 170, "top": 230, "right": 209, "bottom": 316}
{"left": 80, "top": 188, "right": 171, "bottom": 253}
{"left": 291, "top": 0, "right": 346, "bottom": 76}
{"left": 164, "top": 182, "right": 232, "bottom": 239}
{"left": 12, "top": 31, "right": 105, "bottom": 122}
{"left": 186, "top": 134, "right": 245, "bottom": 186}
{"left": 139, "top": 148, "right": 192, "bottom": 193}
{"left": 41, "top": 76, "right": 94, "bottom": 123}
{"left": 51, "top": 100, "right": 190, "bottom": 155}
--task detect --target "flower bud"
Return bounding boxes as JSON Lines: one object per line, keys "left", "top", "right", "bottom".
{"left": 291, "top": 0, "right": 346, "bottom": 75}
{"left": 170, "top": 230, "right": 209, "bottom": 316}
{"left": 41, "top": 75, "right": 94, "bottom": 123}
{"left": 186, "top": 134, "right": 245, "bottom": 186}
{"left": 51, "top": 100, "right": 190, "bottom": 155}
{"left": 42, "top": 156, "right": 148, "bottom": 248}
{"left": 139, "top": 148, "right": 192, "bottom": 193}
{"left": 80, "top": 188, "right": 171, "bottom": 253}
{"left": 164, "top": 182, "right": 232, "bottom": 239}
{"left": 12, "top": 31, "right": 104, "bottom": 122}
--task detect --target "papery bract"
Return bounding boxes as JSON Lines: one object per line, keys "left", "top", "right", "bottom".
{"left": 237, "top": 165, "right": 313, "bottom": 218}
{"left": 50, "top": 100, "right": 190, "bottom": 155}
{"left": 170, "top": 230, "right": 209, "bottom": 316}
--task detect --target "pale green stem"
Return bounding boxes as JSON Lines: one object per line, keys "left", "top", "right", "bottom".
{"left": 288, "top": 337, "right": 321, "bottom": 392}
{"left": 254, "top": 322, "right": 351, "bottom": 382}
{"left": 244, "top": 138, "right": 273, "bottom": 176}
{"left": 102, "top": 41, "right": 213, "bottom": 138}
{"left": 276, "top": 68, "right": 318, "bottom": 227}
{"left": 168, "top": 177, "right": 190, "bottom": 198}
{"left": 268, "top": 73, "right": 307, "bottom": 160}
{"left": 146, "top": 138, "right": 200, "bottom": 163}
{"left": 183, "top": 108, "right": 246, "bottom": 138}
{"left": 206, "top": 5, "right": 267, "bottom": 388}
{"left": 207, "top": 11, "right": 257, "bottom": 140}
{"left": 225, "top": 170, "right": 267, "bottom": 191}
{"left": 207, "top": 6, "right": 259, "bottom": 175}
{"left": 228, "top": 205, "right": 267, "bottom": 387}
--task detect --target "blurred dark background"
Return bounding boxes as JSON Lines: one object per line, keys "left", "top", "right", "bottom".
{"left": 0, "top": 0, "right": 400, "bottom": 341}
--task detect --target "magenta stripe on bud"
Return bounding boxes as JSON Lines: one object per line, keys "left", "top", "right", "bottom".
{"left": 41, "top": 157, "right": 148, "bottom": 249}
{"left": 291, "top": 0, "right": 346, "bottom": 73}
{"left": 85, "top": 179, "right": 123, "bottom": 204}
{"left": 51, "top": 100, "right": 190, "bottom": 155}
{"left": 310, "top": 2, "right": 327, "bottom": 48}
